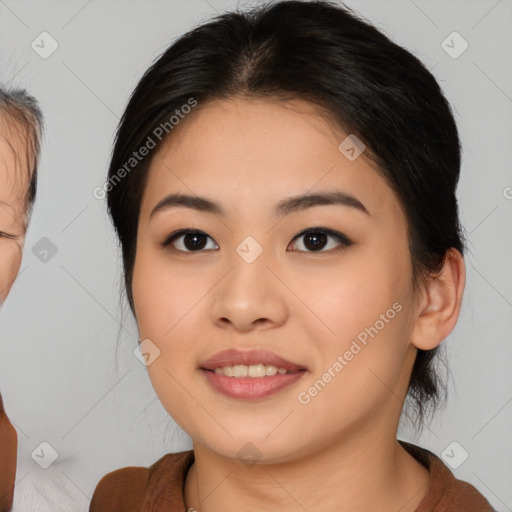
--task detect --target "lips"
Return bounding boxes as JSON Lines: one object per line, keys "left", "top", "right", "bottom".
{"left": 200, "top": 348, "right": 307, "bottom": 373}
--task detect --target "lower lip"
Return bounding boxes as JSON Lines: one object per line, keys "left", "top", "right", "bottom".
{"left": 201, "top": 369, "right": 307, "bottom": 400}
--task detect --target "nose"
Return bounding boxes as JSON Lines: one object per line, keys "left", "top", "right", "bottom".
{"left": 209, "top": 253, "right": 288, "bottom": 333}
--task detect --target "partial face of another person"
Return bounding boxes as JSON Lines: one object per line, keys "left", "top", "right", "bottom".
{"left": 131, "top": 98, "right": 424, "bottom": 463}
{"left": 0, "top": 116, "right": 29, "bottom": 305}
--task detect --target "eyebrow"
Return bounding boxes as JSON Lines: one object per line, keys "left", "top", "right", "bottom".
{"left": 149, "top": 190, "right": 370, "bottom": 220}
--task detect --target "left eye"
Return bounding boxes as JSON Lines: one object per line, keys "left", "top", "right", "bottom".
{"left": 290, "top": 228, "right": 353, "bottom": 252}
{"left": 161, "top": 227, "right": 353, "bottom": 253}
{"left": 0, "top": 231, "right": 17, "bottom": 239}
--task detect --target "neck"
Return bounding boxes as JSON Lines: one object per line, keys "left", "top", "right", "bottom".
{"left": 184, "top": 421, "right": 431, "bottom": 512}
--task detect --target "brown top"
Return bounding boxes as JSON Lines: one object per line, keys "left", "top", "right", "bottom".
{"left": 89, "top": 440, "right": 495, "bottom": 512}
{"left": 0, "top": 393, "right": 17, "bottom": 512}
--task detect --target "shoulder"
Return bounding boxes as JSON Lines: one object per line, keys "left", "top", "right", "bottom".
{"left": 89, "top": 466, "right": 148, "bottom": 512}
{"left": 428, "top": 456, "right": 496, "bottom": 511}
{"left": 0, "top": 392, "right": 17, "bottom": 512}
{"left": 399, "top": 440, "right": 495, "bottom": 511}
{"left": 89, "top": 450, "right": 194, "bottom": 512}
{"left": 0, "top": 392, "right": 17, "bottom": 447}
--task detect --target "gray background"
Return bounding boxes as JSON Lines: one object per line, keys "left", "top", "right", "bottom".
{"left": 0, "top": 0, "right": 511, "bottom": 510}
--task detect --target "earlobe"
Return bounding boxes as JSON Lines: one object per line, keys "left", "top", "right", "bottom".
{"left": 410, "top": 248, "right": 466, "bottom": 351}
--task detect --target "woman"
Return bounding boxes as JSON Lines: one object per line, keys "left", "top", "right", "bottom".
{"left": 0, "top": 87, "right": 43, "bottom": 512}
{"left": 90, "top": 1, "right": 495, "bottom": 510}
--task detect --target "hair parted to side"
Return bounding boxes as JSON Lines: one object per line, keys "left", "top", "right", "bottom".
{"left": 105, "top": 0, "right": 466, "bottom": 429}
{"left": 0, "top": 85, "right": 44, "bottom": 221}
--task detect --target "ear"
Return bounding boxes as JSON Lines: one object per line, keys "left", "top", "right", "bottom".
{"left": 410, "top": 248, "right": 466, "bottom": 351}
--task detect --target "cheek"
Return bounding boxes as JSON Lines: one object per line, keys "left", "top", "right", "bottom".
{"left": 132, "top": 249, "right": 163, "bottom": 338}
{"left": 305, "top": 241, "right": 410, "bottom": 337}
{"left": 293, "top": 283, "right": 412, "bottom": 445}
{"left": 297, "top": 243, "right": 413, "bottom": 403}
{"left": 132, "top": 245, "right": 201, "bottom": 338}
{"left": 0, "top": 243, "right": 22, "bottom": 302}
{"left": 131, "top": 248, "right": 193, "bottom": 427}
{"left": 308, "top": 272, "right": 410, "bottom": 379}
{"left": 131, "top": 244, "right": 212, "bottom": 398}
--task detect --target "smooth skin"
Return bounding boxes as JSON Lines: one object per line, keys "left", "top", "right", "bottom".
{"left": 131, "top": 97, "right": 465, "bottom": 512}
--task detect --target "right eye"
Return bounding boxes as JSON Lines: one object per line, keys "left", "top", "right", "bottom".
{"left": 161, "top": 229, "right": 219, "bottom": 252}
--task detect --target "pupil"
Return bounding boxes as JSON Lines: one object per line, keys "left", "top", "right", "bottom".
{"left": 304, "top": 232, "right": 326, "bottom": 251}
{"left": 185, "top": 233, "right": 207, "bottom": 250}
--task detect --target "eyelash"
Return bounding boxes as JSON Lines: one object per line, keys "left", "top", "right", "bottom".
{"left": 160, "top": 227, "right": 353, "bottom": 254}
{"left": 0, "top": 231, "right": 17, "bottom": 239}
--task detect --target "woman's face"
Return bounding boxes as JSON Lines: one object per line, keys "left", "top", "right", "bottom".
{"left": 132, "top": 98, "right": 421, "bottom": 462}
{"left": 0, "top": 120, "right": 27, "bottom": 305}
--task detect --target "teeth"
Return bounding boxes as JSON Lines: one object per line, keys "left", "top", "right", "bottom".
{"left": 213, "top": 364, "right": 290, "bottom": 377}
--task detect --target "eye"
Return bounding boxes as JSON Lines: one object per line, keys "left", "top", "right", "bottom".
{"left": 289, "top": 227, "right": 353, "bottom": 253}
{"left": 0, "top": 231, "right": 17, "bottom": 239}
{"left": 161, "top": 227, "right": 353, "bottom": 254}
{"left": 161, "top": 230, "right": 218, "bottom": 252}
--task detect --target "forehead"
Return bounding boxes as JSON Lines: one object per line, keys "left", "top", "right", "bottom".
{"left": 157, "top": 97, "right": 348, "bottom": 166}
{"left": 142, "top": 97, "right": 404, "bottom": 224}
{"left": 0, "top": 115, "right": 30, "bottom": 213}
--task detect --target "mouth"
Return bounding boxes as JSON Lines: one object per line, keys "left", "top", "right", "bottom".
{"left": 200, "top": 348, "right": 308, "bottom": 373}
{"left": 199, "top": 348, "right": 308, "bottom": 400}
{"left": 206, "top": 364, "right": 305, "bottom": 377}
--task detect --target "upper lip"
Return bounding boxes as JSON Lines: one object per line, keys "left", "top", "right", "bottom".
{"left": 200, "top": 349, "right": 308, "bottom": 372}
